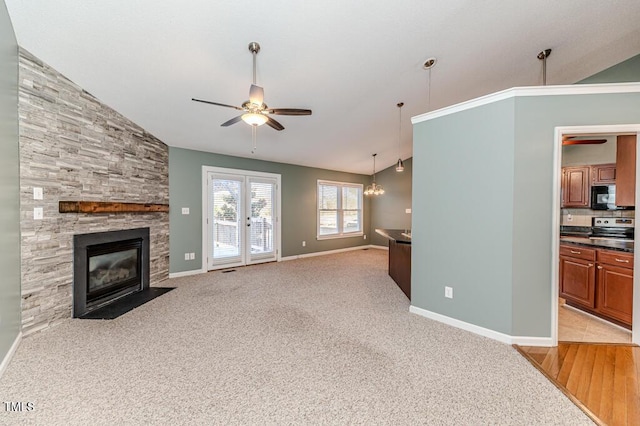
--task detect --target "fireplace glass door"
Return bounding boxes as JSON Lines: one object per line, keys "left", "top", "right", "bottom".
{"left": 86, "top": 239, "right": 142, "bottom": 304}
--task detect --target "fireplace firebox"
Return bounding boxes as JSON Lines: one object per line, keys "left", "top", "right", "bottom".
{"left": 73, "top": 228, "right": 150, "bottom": 318}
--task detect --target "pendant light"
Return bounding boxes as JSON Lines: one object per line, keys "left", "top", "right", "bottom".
{"left": 395, "top": 102, "right": 405, "bottom": 172}
{"left": 537, "top": 49, "right": 552, "bottom": 85}
{"left": 365, "top": 154, "right": 384, "bottom": 196}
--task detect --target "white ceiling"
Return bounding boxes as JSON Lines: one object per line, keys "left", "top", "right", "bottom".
{"left": 5, "top": 0, "right": 640, "bottom": 174}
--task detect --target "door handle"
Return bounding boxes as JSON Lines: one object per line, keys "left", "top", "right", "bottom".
{"left": 597, "top": 266, "right": 603, "bottom": 269}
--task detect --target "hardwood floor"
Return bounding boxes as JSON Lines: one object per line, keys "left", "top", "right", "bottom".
{"left": 516, "top": 343, "right": 640, "bottom": 426}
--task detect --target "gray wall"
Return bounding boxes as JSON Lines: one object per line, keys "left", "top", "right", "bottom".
{"left": 511, "top": 93, "right": 640, "bottom": 336}
{"left": 370, "top": 158, "right": 413, "bottom": 247}
{"left": 412, "top": 99, "right": 516, "bottom": 334}
{"left": 412, "top": 92, "right": 640, "bottom": 337}
{"left": 578, "top": 53, "right": 640, "bottom": 84}
{"left": 562, "top": 137, "right": 616, "bottom": 166}
{"left": 0, "top": 0, "right": 21, "bottom": 362}
{"left": 18, "top": 48, "right": 169, "bottom": 336}
{"left": 169, "top": 147, "right": 371, "bottom": 273}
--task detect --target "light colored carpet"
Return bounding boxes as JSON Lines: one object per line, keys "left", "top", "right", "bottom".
{"left": 0, "top": 249, "right": 591, "bottom": 425}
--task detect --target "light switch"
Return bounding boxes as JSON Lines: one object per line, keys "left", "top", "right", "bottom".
{"left": 34, "top": 207, "right": 43, "bottom": 220}
{"left": 34, "top": 187, "right": 43, "bottom": 200}
{"left": 182, "top": 207, "right": 190, "bottom": 215}
{"left": 405, "top": 208, "right": 412, "bottom": 214}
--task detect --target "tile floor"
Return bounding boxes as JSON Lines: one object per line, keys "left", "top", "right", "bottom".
{"left": 558, "top": 303, "right": 632, "bottom": 344}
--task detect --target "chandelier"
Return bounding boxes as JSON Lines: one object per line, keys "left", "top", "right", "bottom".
{"left": 365, "top": 153, "right": 384, "bottom": 196}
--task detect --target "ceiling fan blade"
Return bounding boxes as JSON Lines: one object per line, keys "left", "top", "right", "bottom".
{"left": 192, "top": 98, "right": 244, "bottom": 111}
{"left": 267, "top": 108, "right": 312, "bottom": 116}
{"left": 562, "top": 139, "right": 607, "bottom": 146}
{"left": 265, "top": 116, "right": 284, "bottom": 131}
{"left": 220, "top": 116, "right": 244, "bottom": 127}
{"left": 249, "top": 84, "right": 264, "bottom": 107}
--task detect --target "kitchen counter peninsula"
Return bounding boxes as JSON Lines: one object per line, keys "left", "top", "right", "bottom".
{"left": 375, "top": 228, "right": 411, "bottom": 300}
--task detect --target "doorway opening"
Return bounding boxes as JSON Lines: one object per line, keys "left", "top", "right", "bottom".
{"left": 202, "top": 166, "right": 281, "bottom": 271}
{"left": 552, "top": 125, "right": 640, "bottom": 346}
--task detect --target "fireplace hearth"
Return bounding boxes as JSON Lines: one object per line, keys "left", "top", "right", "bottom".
{"left": 73, "top": 228, "right": 150, "bottom": 318}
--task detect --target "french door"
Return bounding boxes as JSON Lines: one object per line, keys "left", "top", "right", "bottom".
{"left": 205, "top": 168, "right": 280, "bottom": 270}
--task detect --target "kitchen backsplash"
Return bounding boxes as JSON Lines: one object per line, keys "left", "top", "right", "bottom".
{"left": 561, "top": 208, "right": 635, "bottom": 226}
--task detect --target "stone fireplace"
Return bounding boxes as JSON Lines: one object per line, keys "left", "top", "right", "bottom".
{"left": 18, "top": 48, "right": 169, "bottom": 335}
{"left": 73, "top": 228, "right": 150, "bottom": 318}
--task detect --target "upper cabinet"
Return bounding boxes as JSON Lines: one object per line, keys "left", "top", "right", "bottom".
{"left": 562, "top": 166, "right": 590, "bottom": 207}
{"left": 615, "top": 135, "right": 637, "bottom": 207}
{"left": 591, "top": 163, "right": 616, "bottom": 185}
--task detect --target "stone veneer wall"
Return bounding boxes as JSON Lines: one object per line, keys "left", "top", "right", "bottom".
{"left": 18, "top": 48, "right": 169, "bottom": 336}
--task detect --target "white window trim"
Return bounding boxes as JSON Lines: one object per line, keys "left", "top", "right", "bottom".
{"left": 317, "top": 180, "right": 364, "bottom": 240}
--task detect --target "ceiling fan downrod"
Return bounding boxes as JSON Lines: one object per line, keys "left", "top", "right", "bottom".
{"left": 249, "top": 42, "right": 260, "bottom": 85}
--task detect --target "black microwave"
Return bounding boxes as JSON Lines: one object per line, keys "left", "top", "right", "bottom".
{"left": 591, "top": 185, "right": 617, "bottom": 210}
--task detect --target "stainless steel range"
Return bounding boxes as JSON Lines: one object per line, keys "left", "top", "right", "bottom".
{"left": 591, "top": 217, "right": 634, "bottom": 241}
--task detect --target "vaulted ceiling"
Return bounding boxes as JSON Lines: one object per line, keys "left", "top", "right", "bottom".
{"left": 5, "top": 0, "right": 640, "bottom": 174}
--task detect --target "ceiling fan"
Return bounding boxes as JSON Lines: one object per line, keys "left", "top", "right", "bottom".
{"left": 192, "top": 42, "right": 312, "bottom": 131}
{"left": 562, "top": 136, "right": 607, "bottom": 146}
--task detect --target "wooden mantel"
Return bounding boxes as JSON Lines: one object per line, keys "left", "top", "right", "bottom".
{"left": 59, "top": 201, "right": 169, "bottom": 214}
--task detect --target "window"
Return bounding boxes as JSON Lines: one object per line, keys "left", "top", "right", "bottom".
{"left": 317, "top": 180, "right": 363, "bottom": 239}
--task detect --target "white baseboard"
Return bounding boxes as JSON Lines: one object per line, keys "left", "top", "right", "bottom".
{"left": 409, "top": 306, "right": 552, "bottom": 346}
{"left": 0, "top": 332, "right": 22, "bottom": 379}
{"left": 281, "top": 245, "right": 376, "bottom": 262}
{"left": 174, "top": 244, "right": 386, "bottom": 271}
{"left": 369, "top": 244, "right": 389, "bottom": 250}
{"left": 510, "top": 336, "right": 554, "bottom": 346}
{"left": 169, "top": 268, "right": 206, "bottom": 279}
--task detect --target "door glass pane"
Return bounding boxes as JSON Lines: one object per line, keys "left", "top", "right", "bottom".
{"left": 249, "top": 181, "right": 274, "bottom": 255}
{"left": 212, "top": 178, "right": 242, "bottom": 259}
{"left": 319, "top": 211, "right": 338, "bottom": 235}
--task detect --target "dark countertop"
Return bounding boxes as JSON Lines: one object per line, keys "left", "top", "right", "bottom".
{"left": 560, "top": 236, "right": 634, "bottom": 253}
{"left": 375, "top": 228, "right": 411, "bottom": 244}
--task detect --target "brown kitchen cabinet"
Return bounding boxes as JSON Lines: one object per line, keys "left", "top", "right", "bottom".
{"left": 590, "top": 163, "right": 616, "bottom": 185}
{"left": 559, "top": 245, "right": 596, "bottom": 308}
{"left": 596, "top": 250, "right": 634, "bottom": 326}
{"left": 560, "top": 244, "right": 633, "bottom": 328}
{"left": 615, "top": 135, "right": 636, "bottom": 207}
{"left": 561, "top": 166, "right": 590, "bottom": 207}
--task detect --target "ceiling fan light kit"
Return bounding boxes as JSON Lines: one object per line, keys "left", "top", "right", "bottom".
{"left": 192, "top": 41, "right": 312, "bottom": 137}
{"left": 242, "top": 112, "right": 268, "bottom": 126}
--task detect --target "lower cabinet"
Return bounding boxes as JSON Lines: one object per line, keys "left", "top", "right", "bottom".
{"left": 560, "top": 244, "right": 633, "bottom": 327}
{"left": 596, "top": 251, "right": 634, "bottom": 325}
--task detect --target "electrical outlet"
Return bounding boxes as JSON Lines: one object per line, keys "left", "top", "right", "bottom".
{"left": 184, "top": 253, "right": 189, "bottom": 260}
{"left": 364, "top": 234, "right": 367, "bottom": 240}
{"left": 567, "top": 214, "right": 573, "bottom": 222}
{"left": 33, "top": 207, "right": 43, "bottom": 220}
{"left": 405, "top": 208, "right": 411, "bottom": 214}
{"left": 182, "top": 207, "right": 190, "bottom": 215}
{"left": 189, "top": 253, "right": 195, "bottom": 260}
{"left": 445, "top": 286, "right": 453, "bottom": 299}
{"left": 302, "top": 241, "right": 306, "bottom": 247}
{"left": 33, "top": 187, "right": 43, "bottom": 200}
